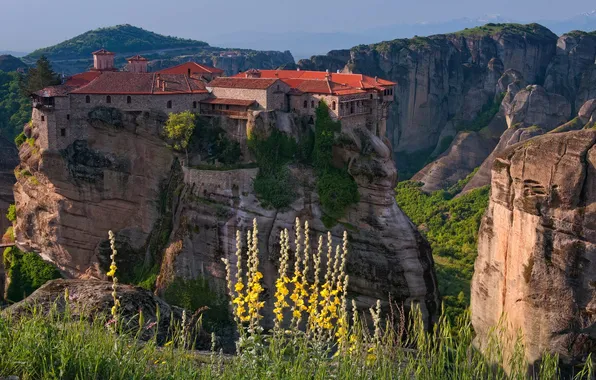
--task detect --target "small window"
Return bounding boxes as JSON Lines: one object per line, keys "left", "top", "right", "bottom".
{"left": 193, "top": 101, "right": 197, "bottom": 109}
{"left": 226, "top": 105, "right": 230, "bottom": 110}
{"left": 167, "top": 100, "right": 172, "bottom": 109}
{"left": 332, "top": 101, "right": 336, "bottom": 110}
{"left": 370, "top": 94, "right": 373, "bottom": 99}
{"left": 303, "top": 100, "right": 308, "bottom": 109}
{"left": 106, "top": 95, "right": 111, "bottom": 104}
{"left": 187, "top": 68, "right": 191, "bottom": 76}
{"left": 127, "top": 96, "right": 132, "bottom": 104}
{"left": 86, "top": 95, "right": 90, "bottom": 103}
{"left": 41, "top": 115, "right": 45, "bottom": 121}
{"left": 60, "top": 128, "right": 66, "bottom": 137}
{"left": 311, "top": 100, "right": 315, "bottom": 108}
{"left": 212, "top": 104, "right": 215, "bottom": 110}
{"left": 340, "top": 103, "right": 344, "bottom": 110}
{"left": 66, "top": 114, "right": 70, "bottom": 120}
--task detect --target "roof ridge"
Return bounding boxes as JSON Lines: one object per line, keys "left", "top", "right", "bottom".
{"left": 183, "top": 74, "right": 191, "bottom": 92}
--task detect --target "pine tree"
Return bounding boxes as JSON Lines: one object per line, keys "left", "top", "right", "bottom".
{"left": 20, "top": 56, "right": 60, "bottom": 96}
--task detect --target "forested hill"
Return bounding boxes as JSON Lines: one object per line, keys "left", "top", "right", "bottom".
{"left": 0, "top": 55, "right": 27, "bottom": 72}
{"left": 26, "top": 24, "right": 209, "bottom": 60}
{"left": 22, "top": 24, "right": 295, "bottom": 76}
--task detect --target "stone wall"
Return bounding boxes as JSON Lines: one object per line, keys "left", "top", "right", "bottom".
{"left": 209, "top": 88, "right": 269, "bottom": 110}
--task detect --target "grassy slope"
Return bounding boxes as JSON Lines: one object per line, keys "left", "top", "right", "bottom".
{"left": 395, "top": 174, "right": 489, "bottom": 320}
{"left": 26, "top": 24, "right": 209, "bottom": 60}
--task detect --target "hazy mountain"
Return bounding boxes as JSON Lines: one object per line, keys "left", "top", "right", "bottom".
{"left": 0, "top": 51, "right": 28, "bottom": 58}
{"left": 212, "top": 12, "right": 595, "bottom": 59}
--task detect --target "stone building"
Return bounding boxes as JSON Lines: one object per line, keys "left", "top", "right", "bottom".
{"left": 30, "top": 50, "right": 396, "bottom": 154}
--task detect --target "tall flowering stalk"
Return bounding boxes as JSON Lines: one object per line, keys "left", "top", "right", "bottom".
{"left": 106, "top": 230, "right": 120, "bottom": 329}
{"left": 273, "top": 229, "right": 290, "bottom": 330}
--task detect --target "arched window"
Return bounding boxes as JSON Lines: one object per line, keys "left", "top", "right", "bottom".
{"left": 193, "top": 101, "right": 197, "bottom": 109}
{"left": 311, "top": 100, "right": 314, "bottom": 108}
{"left": 66, "top": 114, "right": 70, "bottom": 120}
{"left": 167, "top": 100, "right": 172, "bottom": 109}
{"left": 127, "top": 96, "right": 132, "bottom": 104}
{"left": 41, "top": 115, "right": 45, "bottom": 121}
{"left": 106, "top": 95, "right": 111, "bottom": 104}
{"left": 85, "top": 95, "right": 90, "bottom": 103}
{"left": 303, "top": 100, "right": 308, "bottom": 109}
{"left": 370, "top": 94, "right": 373, "bottom": 99}
{"left": 332, "top": 101, "right": 336, "bottom": 110}
{"left": 187, "top": 68, "right": 191, "bottom": 76}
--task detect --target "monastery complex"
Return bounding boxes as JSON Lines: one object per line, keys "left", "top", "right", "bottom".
{"left": 31, "top": 49, "right": 396, "bottom": 151}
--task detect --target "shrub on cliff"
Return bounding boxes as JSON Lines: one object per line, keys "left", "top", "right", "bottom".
{"left": 2, "top": 246, "right": 62, "bottom": 302}
{"left": 312, "top": 102, "right": 359, "bottom": 221}
{"left": 164, "top": 111, "right": 196, "bottom": 164}
{"left": 6, "top": 204, "right": 16, "bottom": 222}
{"left": 248, "top": 128, "right": 297, "bottom": 209}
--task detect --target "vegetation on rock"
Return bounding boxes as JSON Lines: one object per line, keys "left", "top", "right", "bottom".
{"left": 5, "top": 204, "right": 16, "bottom": 222}
{"left": 164, "top": 111, "right": 196, "bottom": 164}
{"left": 456, "top": 93, "right": 505, "bottom": 132}
{"left": 2, "top": 246, "right": 61, "bottom": 302}
{"left": 312, "top": 102, "right": 359, "bottom": 220}
{"left": 248, "top": 127, "right": 297, "bottom": 209}
{"left": 395, "top": 175, "right": 489, "bottom": 320}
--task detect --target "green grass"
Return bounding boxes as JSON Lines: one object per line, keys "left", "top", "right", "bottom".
{"left": 395, "top": 179, "right": 489, "bottom": 320}
{"left": 0, "top": 302, "right": 591, "bottom": 379}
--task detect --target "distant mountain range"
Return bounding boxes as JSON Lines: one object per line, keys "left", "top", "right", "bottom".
{"left": 211, "top": 11, "right": 596, "bottom": 59}
{"left": 0, "top": 51, "right": 28, "bottom": 58}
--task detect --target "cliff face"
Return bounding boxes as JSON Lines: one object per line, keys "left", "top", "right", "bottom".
{"left": 471, "top": 130, "right": 596, "bottom": 368}
{"left": 13, "top": 110, "right": 174, "bottom": 278}
{"left": 0, "top": 136, "right": 18, "bottom": 235}
{"left": 299, "top": 24, "right": 559, "bottom": 176}
{"left": 13, "top": 108, "right": 439, "bottom": 321}
{"left": 156, "top": 112, "right": 439, "bottom": 322}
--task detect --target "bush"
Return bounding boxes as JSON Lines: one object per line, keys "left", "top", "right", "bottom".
{"left": 13, "top": 132, "right": 26, "bottom": 148}
{"left": 312, "top": 102, "right": 359, "bottom": 220}
{"left": 316, "top": 168, "right": 359, "bottom": 219}
{"left": 248, "top": 128, "right": 297, "bottom": 209}
{"left": 6, "top": 204, "right": 16, "bottom": 222}
{"left": 3, "top": 246, "right": 62, "bottom": 302}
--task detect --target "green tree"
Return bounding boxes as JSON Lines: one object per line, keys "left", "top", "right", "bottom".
{"left": 19, "top": 56, "right": 61, "bottom": 96}
{"left": 163, "top": 111, "right": 196, "bottom": 165}
{"left": 0, "top": 71, "right": 30, "bottom": 139}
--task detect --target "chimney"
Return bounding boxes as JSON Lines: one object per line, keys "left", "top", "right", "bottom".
{"left": 127, "top": 55, "right": 148, "bottom": 73}
{"left": 337, "top": 70, "right": 340, "bottom": 74}
{"left": 92, "top": 49, "right": 115, "bottom": 71}
{"left": 156, "top": 74, "right": 161, "bottom": 89}
{"left": 297, "top": 67, "right": 300, "bottom": 71}
{"left": 325, "top": 69, "right": 330, "bottom": 80}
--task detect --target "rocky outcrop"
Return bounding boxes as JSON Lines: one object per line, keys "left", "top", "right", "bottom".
{"left": 156, "top": 112, "right": 439, "bottom": 323}
{"left": 461, "top": 87, "right": 572, "bottom": 194}
{"left": 13, "top": 109, "right": 174, "bottom": 279}
{"left": 0, "top": 136, "right": 18, "bottom": 235}
{"left": 544, "top": 32, "right": 596, "bottom": 113}
{"left": 2, "top": 279, "right": 185, "bottom": 343}
{"left": 471, "top": 130, "right": 596, "bottom": 370}
{"left": 13, "top": 109, "right": 439, "bottom": 324}
{"left": 299, "top": 24, "right": 559, "bottom": 176}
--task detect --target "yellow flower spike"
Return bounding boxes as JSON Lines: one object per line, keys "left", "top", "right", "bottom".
{"left": 235, "top": 283, "right": 244, "bottom": 292}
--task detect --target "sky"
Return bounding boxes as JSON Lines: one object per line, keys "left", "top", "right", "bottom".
{"left": 0, "top": 0, "right": 594, "bottom": 52}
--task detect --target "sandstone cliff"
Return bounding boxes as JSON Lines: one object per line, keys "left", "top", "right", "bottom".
{"left": 471, "top": 130, "right": 596, "bottom": 370}
{"left": 0, "top": 136, "right": 18, "bottom": 234}
{"left": 12, "top": 108, "right": 439, "bottom": 323}
{"left": 13, "top": 109, "right": 174, "bottom": 279}
{"left": 299, "top": 24, "right": 559, "bottom": 178}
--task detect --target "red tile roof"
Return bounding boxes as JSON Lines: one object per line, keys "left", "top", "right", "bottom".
{"left": 208, "top": 77, "right": 279, "bottom": 90}
{"left": 200, "top": 98, "right": 255, "bottom": 107}
{"left": 65, "top": 71, "right": 101, "bottom": 87}
{"left": 34, "top": 85, "right": 77, "bottom": 97}
{"left": 70, "top": 72, "right": 207, "bottom": 95}
{"left": 157, "top": 62, "right": 224, "bottom": 76}
{"left": 233, "top": 69, "right": 395, "bottom": 95}
{"left": 92, "top": 49, "right": 114, "bottom": 55}
{"left": 127, "top": 55, "right": 148, "bottom": 61}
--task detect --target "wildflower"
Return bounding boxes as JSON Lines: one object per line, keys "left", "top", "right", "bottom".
{"left": 145, "top": 321, "right": 157, "bottom": 330}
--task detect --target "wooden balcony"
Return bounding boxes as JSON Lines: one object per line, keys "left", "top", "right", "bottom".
{"left": 201, "top": 110, "right": 249, "bottom": 120}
